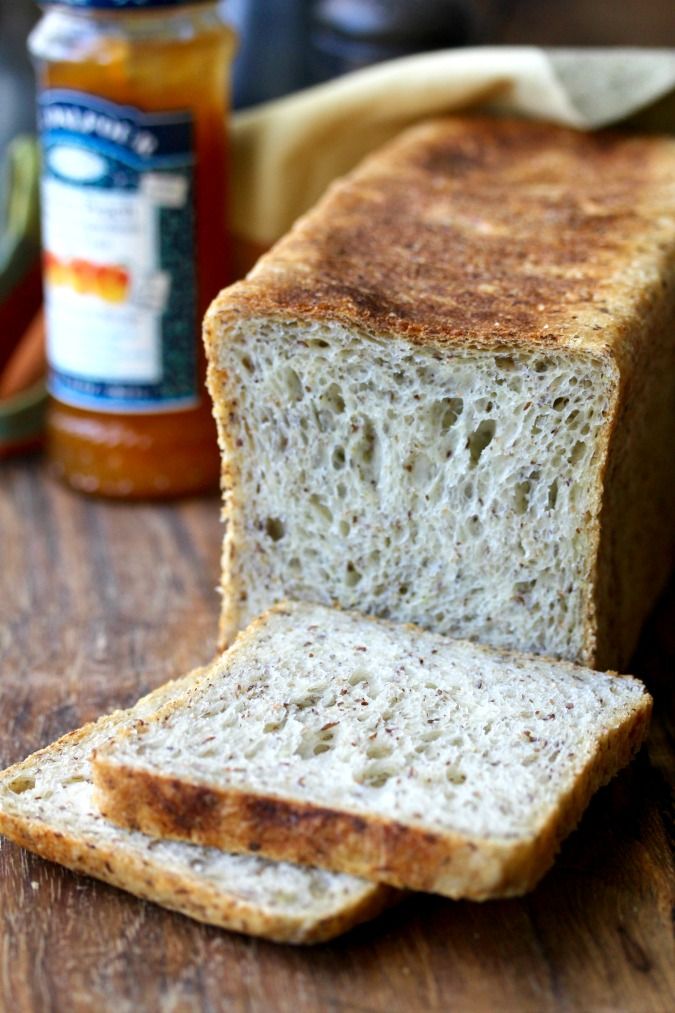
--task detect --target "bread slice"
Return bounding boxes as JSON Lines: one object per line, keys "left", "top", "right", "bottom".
{"left": 0, "top": 667, "right": 395, "bottom": 944}
{"left": 92, "top": 602, "right": 651, "bottom": 900}
{"left": 204, "top": 117, "right": 675, "bottom": 671}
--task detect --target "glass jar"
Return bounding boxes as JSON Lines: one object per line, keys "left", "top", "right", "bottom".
{"left": 29, "top": 1, "right": 236, "bottom": 498}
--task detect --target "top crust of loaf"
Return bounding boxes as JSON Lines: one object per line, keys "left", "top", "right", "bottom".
{"left": 206, "top": 117, "right": 675, "bottom": 362}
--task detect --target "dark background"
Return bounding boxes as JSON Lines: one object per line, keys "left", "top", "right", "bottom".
{"left": 1, "top": 0, "right": 674, "bottom": 150}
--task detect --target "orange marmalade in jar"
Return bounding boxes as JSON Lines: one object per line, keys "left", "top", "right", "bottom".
{"left": 29, "top": 1, "right": 235, "bottom": 497}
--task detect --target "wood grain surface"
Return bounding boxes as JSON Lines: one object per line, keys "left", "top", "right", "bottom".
{"left": 0, "top": 458, "right": 673, "bottom": 1013}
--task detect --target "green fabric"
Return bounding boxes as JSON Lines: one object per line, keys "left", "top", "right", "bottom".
{"left": 0, "top": 380, "right": 46, "bottom": 447}
{"left": 0, "top": 135, "right": 41, "bottom": 305}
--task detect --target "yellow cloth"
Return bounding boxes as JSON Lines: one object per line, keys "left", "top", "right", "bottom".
{"left": 231, "top": 46, "right": 675, "bottom": 253}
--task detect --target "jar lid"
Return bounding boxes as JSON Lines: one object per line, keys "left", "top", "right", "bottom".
{"left": 41, "top": 1, "right": 212, "bottom": 10}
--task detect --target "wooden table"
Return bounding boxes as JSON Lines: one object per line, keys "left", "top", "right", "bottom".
{"left": 0, "top": 458, "right": 673, "bottom": 1012}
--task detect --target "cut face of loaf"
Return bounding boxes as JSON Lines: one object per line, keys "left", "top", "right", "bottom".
{"left": 0, "top": 669, "right": 394, "bottom": 944}
{"left": 93, "top": 602, "right": 651, "bottom": 900}
{"left": 212, "top": 330, "right": 612, "bottom": 664}
{"left": 205, "top": 117, "right": 675, "bottom": 670}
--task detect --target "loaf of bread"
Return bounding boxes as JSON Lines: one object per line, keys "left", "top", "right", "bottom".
{"left": 0, "top": 667, "right": 395, "bottom": 944}
{"left": 92, "top": 602, "right": 651, "bottom": 900}
{"left": 204, "top": 117, "right": 675, "bottom": 671}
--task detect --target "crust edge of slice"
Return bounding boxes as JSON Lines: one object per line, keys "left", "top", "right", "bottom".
{"left": 92, "top": 688, "right": 652, "bottom": 900}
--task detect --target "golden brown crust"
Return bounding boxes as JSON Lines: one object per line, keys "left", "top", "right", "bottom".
{"left": 0, "top": 807, "right": 395, "bottom": 944}
{"left": 93, "top": 769, "right": 513, "bottom": 898}
{"left": 92, "top": 660, "right": 652, "bottom": 901}
{"left": 204, "top": 359, "right": 248, "bottom": 649}
{"left": 590, "top": 275, "right": 675, "bottom": 671}
{"left": 206, "top": 117, "right": 675, "bottom": 361}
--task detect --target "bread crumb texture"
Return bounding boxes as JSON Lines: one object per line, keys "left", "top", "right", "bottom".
{"left": 94, "top": 603, "right": 651, "bottom": 897}
{"left": 211, "top": 333, "right": 612, "bottom": 660}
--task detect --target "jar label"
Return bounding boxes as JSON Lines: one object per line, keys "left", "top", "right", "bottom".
{"left": 39, "top": 90, "right": 198, "bottom": 413}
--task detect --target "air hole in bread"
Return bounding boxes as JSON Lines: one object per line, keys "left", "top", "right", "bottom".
{"left": 446, "top": 765, "right": 467, "bottom": 785}
{"left": 349, "top": 670, "right": 370, "bottom": 687}
{"left": 332, "top": 446, "right": 346, "bottom": 470}
{"left": 265, "top": 517, "right": 285, "bottom": 542}
{"left": 366, "top": 743, "right": 393, "bottom": 760}
{"left": 436, "top": 396, "right": 463, "bottom": 431}
{"left": 467, "top": 419, "right": 496, "bottom": 466}
{"left": 570, "top": 441, "right": 585, "bottom": 465}
{"left": 323, "top": 383, "right": 345, "bottom": 414}
{"left": 358, "top": 765, "right": 395, "bottom": 788}
{"left": 296, "top": 725, "right": 337, "bottom": 759}
{"left": 345, "top": 562, "right": 362, "bottom": 587}
{"left": 263, "top": 719, "right": 286, "bottom": 733}
{"left": 7, "top": 776, "right": 35, "bottom": 794}
{"left": 293, "top": 694, "right": 320, "bottom": 710}
{"left": 515, "top": 481, "right": 531, "bottom": 515}
{"left": 284, "top": 367, "right": 303, "bottom": 401}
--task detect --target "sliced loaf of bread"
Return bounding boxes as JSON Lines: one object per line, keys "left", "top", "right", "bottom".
{"left": 0, "top": 667, "right": 395, "bottom": 944}
{"left": 93, "top": 603, "right": 651, "bottom": 899}
{"left": 205, "top": 117, "right": 675, "bottom": 671}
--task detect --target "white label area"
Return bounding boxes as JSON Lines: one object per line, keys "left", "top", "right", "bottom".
{"left": 39, "top": 90, "right": 198, "bottom": 412}
{"left": 43, "top": 175, "right": 166, "bottom": 384}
